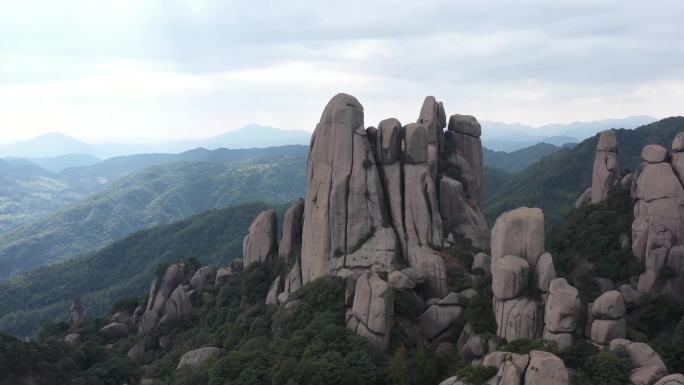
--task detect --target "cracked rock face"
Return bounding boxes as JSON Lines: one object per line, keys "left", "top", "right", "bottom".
{"left": 447, "top": 114, "right": 484, "bottom": 205}
{"left": 491, "top": 207, "right": 545, "bottom": 268}
{"left": 631, "top": 137, "right": 684, "bottom": 301}
{"left": 439, "top": 176, "right": 490, "bottom": 250}
{"left": 591, "top": 130, "right": 620, "bottom": 204}
{"left": 346, "top": 272, "right": 393, "bottom": 351}
{"left": 278, "top": 199, "right": 304, "bottom": 266}
{"left": 243, "top": 209, "right": 278, "bottom": 268}
{"left": 301, "top": 93, "right": 398, "bottom": 283}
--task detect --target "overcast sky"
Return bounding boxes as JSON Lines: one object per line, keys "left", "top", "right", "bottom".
{"left": 1, "top": 0, "right": 683, "bottom": 143}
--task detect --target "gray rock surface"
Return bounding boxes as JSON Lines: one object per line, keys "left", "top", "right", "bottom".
{"left": 70, "top": 296, "right": 84, "bottom": 325}
{"left": 243, "top": 209, "right": 278, "bottom": 268}
{"left": 447, "top": 114, "right": 484, "bottom": 205}
{"left": 494, "top": 297, "right": 541, "bottom": 340}
{"left": 491, "top": 207, "right": 545, "bottom": 267}
{"left": 417, "top": 96, "right": 445, "bottom": 185}
{"left": 266, "top": 276, "right": 281, "bottom": 305}
{"left": 642, "top": 144, "right": 668, "bottom": 163}
{"left": 190, "top": 266, "right": 217, "bottom": 290}
{"left": 215, "top": 267, "right": 233, "bottom": 287}
{"left": 591, "top": 130, "right": 619, "bottom": 204}
{"left": 535, "top": 252, "right": 556, "bottom": 292}
{"left": 524, "top": 350, "right": 569, "bottom": 385}
{"left": 301, "top": 94, "right": 397, "bottom": 283}
{"left": 544, "top": 278, "right": 580, "bottom": 334}
{"left": 591, "top": 290, "right": 626, "bottom": 319}
{"left": 278, "top": 199, "right": 305, "bottom": 265}
{"left": 99, "top": 322, "right": 131, "bottom": 339}
{"left": 492, "top": 255, "right": 529, "bottom": 300}
{"left": 439, "top": 176, "right": 490, "bottom": 250}
{"left": 591, "top": 318, "right": 626, "bottom": 345}
{"left": 376, "top": 118, "right": 406, "bottom": 257}
{"left": 346, "top": 272, "right": 393, "bottom": 351}
{"left": 176, "top": 347, "right": 224, "bottom": 370}
{"left": 654, "top": 374, "right": 684, "bottom": 385}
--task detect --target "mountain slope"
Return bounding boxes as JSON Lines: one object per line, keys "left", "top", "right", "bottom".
{"left": 483, "top": 142, "right": 566, "bottom": 172}
{"left": 484, "top": 117, "right": 684, "bottom": 226}
{"left": 0, "top": 159, "right": 83, "bottom": 234}
{"left": 0, "top": 203, "right": 276, "bottom": 337}
{"left": 0, "top": 156, "right": 306, "bottom": 278}
{"left": 27, "top": 153, "right": 102, "bottom": 172}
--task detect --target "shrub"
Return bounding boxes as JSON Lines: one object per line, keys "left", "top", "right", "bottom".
{"left": 500, "top": 339, "right": 554, "bottom": 354}
{"left": 455, "top": 365, "right": 498, "bottom": 385}
{"left": 464, "top": 286, "right": 497, "bottom": 335}
{"left": 572, "top": 348, "right": 631, "bottom": 385}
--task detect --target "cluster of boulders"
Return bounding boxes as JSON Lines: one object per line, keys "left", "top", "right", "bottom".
{"left": 589, "top": 290, "right": 627, "bottom": 348}
{"left": 631, "top": 136, "right": 684, "bottom": 302}
{"left": 247, "top": 93, "right": 491, "bottom": 351}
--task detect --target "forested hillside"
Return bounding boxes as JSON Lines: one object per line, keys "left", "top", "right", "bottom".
{"left": 483, "top": 142, "right": 567, "bottom": 172}
{"left": 0, "top": 156, "right": 306, "bottom": 279}
{"left": 484, "top": 117, "right": 684, "bottom": 226}
{"left": 0, "top": 203, "right": 281, "bottom": 337}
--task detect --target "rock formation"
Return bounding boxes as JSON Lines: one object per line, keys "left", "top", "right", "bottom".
{"left": 345, "top": 272, "right": 393, "bottom": 351}
{"left": 300, "top": 94, "right": 398, "bottom": 282}
{"left": 591, "top": 130, "right": 620, "bottom": 204}
{"left": 243, "top": 209, "right": 278, "bottom": 268}
{"left": 139, "top": 262, "right": 196, "bottom": 334}
{"left": 590, "top": 290, "right": 627, "bottom": 347}
{"left": 70, "top": 296, "right": 84, "bottom": 325}
{"left": 631, "top": 137, "right": 684, "bottom": 302}
{"left": 176, "top": 347, "right": 225, "bottom": 370}
{"left": 491, "top": 208, "right": 551, "bottom": 341}
{"left": 241, "top": 93, "right": 491, "bottom": 349}
{"left": 278, "top": 199, "right": 304, "bottom": 265}
{"left": 543, "top": 278, "right": 580, "bottom": 350}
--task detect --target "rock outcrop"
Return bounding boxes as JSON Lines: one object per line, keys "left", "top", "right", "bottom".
{"left": 278, "top": 199, "right": 304, "bottom": 265}
{"left": 243, "top": 209, "right": 278, "bottom": 268}
{"left": 301, "top": 94, "right": 398, "bottom": 282}
{"left": 177, "top": 347, "right": 225, "bottom": 370}
{"left": 590, "top": 290, "right": 627, "bottom": 347}
{"left": 491, "top": 208, "right": 550, "bottom": 341}
{"left": 439, "top": 176, "right": 490, "bottom": 250}
{"left": 447, "top": 114, "right": 484, "bottom": 205}
{"left": 70, "top": 296, "right": 84, "bottom": 325}
{"left": 139, "top": 263, "right": 195, "bottom": 334}
{"left": 631, "top": 136, "right": 684, "bottom": 302}
{"left": 591, "top": 130, "right": 620, "bottom": 204}
{"left": 345, "top": 272, "right": 393, "bottom": 351}
{"left": 544, "top": 278, "right": 580, "bottom": 350}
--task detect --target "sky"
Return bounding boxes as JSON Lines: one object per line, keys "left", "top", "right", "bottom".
{"left": 1, "top": 0, "right": 683, "bottom": 143}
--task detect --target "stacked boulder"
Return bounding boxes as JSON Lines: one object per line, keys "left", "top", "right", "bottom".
{"left": 609, "top": 339, "right": 669, "bottom": 385}
{"left": 631, "top": 136, "right": 684, "bottom": 302}
{"left": 543, "top": 278, "right": 580, "bottom": 350}
{"left": 345, "top": 272, "right": 394, "bottom": 351}
{"left": 139, "top": 262, "right": 197, "bottom": 334}
{"left": 590, "top": 290, "right": 626, "bottom": 348}
{"left": 490, "top": 207, "right": 548, "bottom": 341}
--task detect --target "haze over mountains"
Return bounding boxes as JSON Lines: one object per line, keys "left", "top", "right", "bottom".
{"left": 1, "top": 116, "right": 656, "bottom": 160}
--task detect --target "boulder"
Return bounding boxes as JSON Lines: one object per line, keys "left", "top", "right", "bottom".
{"left": 591, "top": 130, "right": 620, "bottom": 204}
{"left": 64, "top": 333, "right": 80, "bottom": 344}
{"left": 346, "top": 272, "right": 393, "bottom": 351}
{"left": 535, "top": 252, "right": 556, "bottom": 292}
{"left": 492, "top": 255, "right": 529, "bottom": 300}
{"left": 621, "top": 173, "right": 635, "bottom": 189}
{"left": 642, "top": 144, "right": 668, "bottom": 163}
{"left": 591, "top": 318, "right": 626, "bottom": 345}
{"left": 439, "top": 176, "right": 490, "bottom": 250}
{"left": 410, "top": 247, "right": 448, "bottom": 298}
{"left": 591, "top": 290, "right": 626, "bottom": 319}
{"left": 177, "top": 347, "right": 224, "bottom": 370}
{"left": 631, "top": 365, "right": 667, "bottom": 385}
{"left": 491, "top": 207, "right": 545, "bottom": 267}
{"left": 99, "top": 322, "right": 131, "bottom": 340}
{"left": 388, "top": 270, "right": 416, "bottom": 290}
{"left": 230, "top": 259, "right": 243, "bottom": 271}
{"left": 164, "top": 285, "right": 193, "bottom": 320}
{"left": 544, "top": 278, "right": 580, "bottom": 334}
{"left": 278, "top": 199, "right": 305, "bottom": 265}
{"left": 494, "top": 297, "right": 541, "bottom": 340}
{"left": 608, "top": 338, "right": 632, "bottom": 352}
{"left": 128, "top": 340, "right": 146, "bottom": 365}
{"left": 447, "top": 114, "right": 484, "bottom": 205}
{"left": 543, "top": 328, "right": 574, "bottom": 350}
{"left": 482, "top": 351, "right": 529, "bottom": 374}
{"left": 417, "top": 303, "right": 463, "bottom": 340}
{"left": 524, "top": 350, "right": 569, "bottom": 385}
{"left": 215, "top": 267, "right": 233, "bottom": 287}
{"left": 619, "top": 284, "right": 644, "bottom": 308}
{"left": 243, "top": 209, "right": 278, "bottom": 268}
{"left": 627, "top": 342, "right": 667, "bottom": 372}
{"left": 190, "top": 266, "right": 217, "bottom": 290}
{"left": 655, "top": 374, "right": 684, "bottom": 385}
{"left": 301, "top": 94, "right": 398, "bottom": 282}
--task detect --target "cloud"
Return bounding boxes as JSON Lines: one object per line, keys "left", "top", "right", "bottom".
{"left": 0, "top": 0, "right": 682, "bottom": 141}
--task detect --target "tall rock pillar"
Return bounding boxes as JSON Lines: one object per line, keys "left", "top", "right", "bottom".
{"left": 591, "top": 129, "right": 620, "bottom": 204}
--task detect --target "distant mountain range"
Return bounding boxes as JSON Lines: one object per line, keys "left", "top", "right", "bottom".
{"left": 481, "top": 115, "right": 656, "bottom": 151}
{"left": 0, "top": 124, "right": 312, "bottom": 159}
